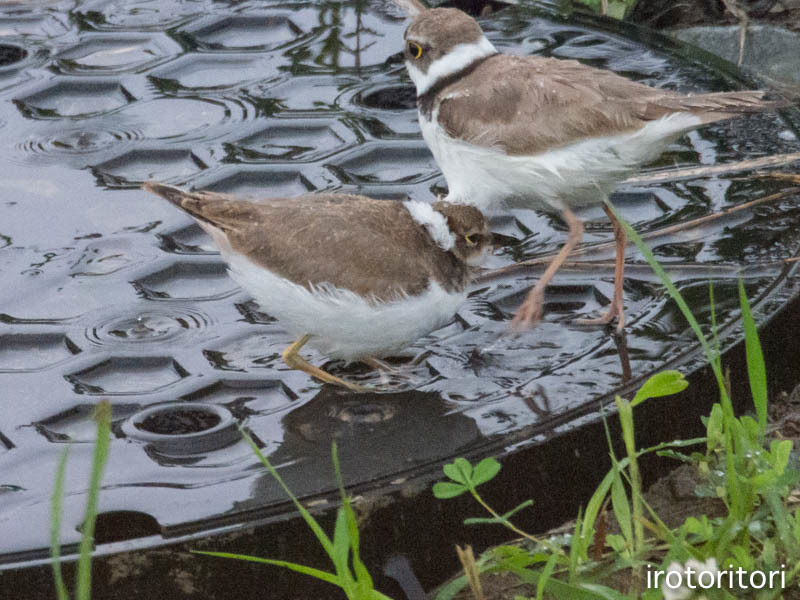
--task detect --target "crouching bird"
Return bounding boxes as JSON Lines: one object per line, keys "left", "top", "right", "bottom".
{"left": 143, "top": 182, "right": 490, "bottom": 391}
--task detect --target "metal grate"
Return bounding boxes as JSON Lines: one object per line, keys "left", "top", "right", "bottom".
{"left": 0, "top": 0, "right": 799, "bottom": 572}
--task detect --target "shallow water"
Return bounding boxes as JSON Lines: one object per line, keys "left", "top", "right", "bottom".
{"left": 1, "top": 0, "right": 800, "bottom": 568}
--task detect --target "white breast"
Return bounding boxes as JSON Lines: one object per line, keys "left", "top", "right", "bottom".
{"left": 421, "top": 109, "right": 703, "bottom": 213}
{"left": 225, "top": 253, "right": 467, "bottom": 362}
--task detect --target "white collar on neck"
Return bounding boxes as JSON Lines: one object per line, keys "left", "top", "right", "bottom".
{"left": 406, "top": 35, "right": 497, "bottom": 96}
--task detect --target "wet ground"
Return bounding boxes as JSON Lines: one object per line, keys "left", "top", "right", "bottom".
{"left": 1, "top": 0, "right": 800, "bottom": 594}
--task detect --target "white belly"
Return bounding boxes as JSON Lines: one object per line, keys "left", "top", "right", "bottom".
{"left": 420, "top": 110, "right": 702, "bottom": 213}
{"left": 226, "top": 253, "right": 467, "bottom": 362}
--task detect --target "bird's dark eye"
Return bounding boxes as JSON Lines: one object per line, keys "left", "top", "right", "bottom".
{"left": 407, "top": 41, "right": 423, "bottom": 60}
{"left": 465, "top": 234, "right": 477, "bottom": 246}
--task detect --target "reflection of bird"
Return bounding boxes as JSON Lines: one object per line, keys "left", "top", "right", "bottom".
{"left": 403, "top": 7, "right": 778, "bottom": 330}
{"left": 143, "top": 182, "right": 490, "bottom": 391}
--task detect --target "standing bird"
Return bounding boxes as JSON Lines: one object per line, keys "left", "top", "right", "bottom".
{"left": 402, "top": 7, "right": 779, "bottom": 330}
{"left": 143, "top": 182, "right": 490, "bottom": 391}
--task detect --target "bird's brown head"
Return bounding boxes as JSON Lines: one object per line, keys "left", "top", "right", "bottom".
{"left": 433, "top": 201, "right": 491, "bottom": 266}
{"left": 403, "top": 8, "right": 496, "bottom": 95}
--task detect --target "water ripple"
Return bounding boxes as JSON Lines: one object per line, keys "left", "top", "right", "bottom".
{"left": 84, "top": 306, "right": 215, "bottom": 346}
{"left": 16, "top": 125, "right": 142, "bottom": 165}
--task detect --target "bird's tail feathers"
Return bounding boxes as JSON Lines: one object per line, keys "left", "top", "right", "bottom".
{"left": 643, "top": 89, "right": 787, "bottom": 125}
{"left": 660, "top": 90, "right": 786, "bottom": 124}
{"left": 142, "top": 181, "right": 221, "bottom": 224}
{"left": 142, "top": 181, "right": 191, "bottom": 208}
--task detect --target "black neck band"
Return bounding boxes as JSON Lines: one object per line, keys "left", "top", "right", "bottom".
{"left": 417, "top": 52, "right": 498, "bottom": 119}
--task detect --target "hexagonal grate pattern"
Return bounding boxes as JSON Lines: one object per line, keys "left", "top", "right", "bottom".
{"left": 14, "top": 78, "right": 135, "bottom": 117}
{"left": 93, "top": 148, "right": 208, "bottom": 186}
{"left": 149, "top": 54, "right": 280, "bottom": 90}
{"left": 1, "top": 0, "right": 800, "bottom": 574}
{"left": 329, "top": 141, "right": 437, "bottom": 184}
{"left": 66, "top": 356, "right": 189, "bottom": 394}
{"left": 228, "top": 118, "right": 353, "bottom": 162}
{"left": 185, "top": 13, "right": 304, "bottom": 50}
{"left": 54, "top": 32, "right": 180, "bottom": 72}
{"left": 0, "top": 334, "right": 81, "bottom": 372}
{"left": 132, "top": 262, "right": 236, "bottom": 301}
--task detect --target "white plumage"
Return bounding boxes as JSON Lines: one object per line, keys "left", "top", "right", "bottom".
{"left": 226, "top": 253, "right": 466, "bottom": 362}
{"left": 421, "top": 108, "right": 703, "bottom": 212}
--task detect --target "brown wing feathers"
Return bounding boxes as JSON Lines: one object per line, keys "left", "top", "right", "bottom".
{"left": 142, "top": 183, "right": 469, "bottom": 300}
{"left": 434, "top": 54, "right": 778, "bottom": 155}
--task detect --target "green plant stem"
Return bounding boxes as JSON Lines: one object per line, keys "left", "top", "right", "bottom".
{"left": 240, "top": 430, "right": 335, "bottom": 557}
{"left": 616, "top": 397, "right": 643, "bottom": 555}
{"left": 469, "top": 488, "right": 540, "bottom": 545}
{"left": 77, "top": 401, "right": 112, "bottom": 600}
{"left": 604, "top": 200, "right": 744, "bottom": 520}
{"left": 50, "top": 447, "right": 71, "bottom": 600}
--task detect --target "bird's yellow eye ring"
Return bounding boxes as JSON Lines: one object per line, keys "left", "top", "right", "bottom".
{"left": 465, "top": 234, "right": 476, "bottom": 246}
{"left": 408, "top": 41, "right": 423, "bottom": 60}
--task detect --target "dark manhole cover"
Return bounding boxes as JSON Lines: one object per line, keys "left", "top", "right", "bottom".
{"left": 1, "top": 0, "right": 799, "bottom": 599}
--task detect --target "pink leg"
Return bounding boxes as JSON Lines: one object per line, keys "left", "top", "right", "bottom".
{"left": 575, "top": 203, "right": 626, "bottom": 331}
{"left": 512, "top": 205, "right": 583, "bottom": 330}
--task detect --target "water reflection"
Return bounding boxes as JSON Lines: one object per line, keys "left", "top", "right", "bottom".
{"left": 237, "top": 387, "right": 482, "bottom": 511}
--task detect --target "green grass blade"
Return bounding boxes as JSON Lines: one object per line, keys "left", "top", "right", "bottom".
{"left": 710, "top": 282, "right": 721, "bottom": 366}
{"left": 738, "top": 279, "right": 767, "bottom": 437}
{"left": 332, "top": 442, "right": 374, "bottom": 590}
{"left": 332, "top": 508, "right": 353, "bottom": 579}
{"left": 580, "top": 451, "right": 617, "bottom": 546}
{"left": 610, "top": 467, "right": 633, "bottom": 550}
{"left": 193, "top": 551, "right": 341, "bottom": 586}
{"left": 434, "top": 574, "right": 468, "bottom": 600}
{"left": 766, "top": 488, "right": 795, "bottom": 556}
{"left": 536, "top": 551, "right": 559, "bottom": 600}
{"left": 577, "top": 583, "right": 633, "bottom": 600}
{"left": 50, "top": 446, "right": 71, "bottom": 600}
{"left": 642, "top": 437, "right": 706, "bottom": 454}
{"left": 504, "top": 565, "right": 628, "bottom": 599}
{"left": 240, "top": 428, "right": 335, "bottom": 559}
{"left": 76, "top": 400, "right": 112, "bottom": 600}
{"left": 604, "top": 200, "right": 727, "bottom": 397}
{"left": 606, "top": 200, "right": 743, "bottom": 514}
{"left": 569, "top": 509, "right": 583, "bottom": 582}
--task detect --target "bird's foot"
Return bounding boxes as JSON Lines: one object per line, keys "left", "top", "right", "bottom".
{"left": 282, "top": 337, "right": 370, "bottom": 392}
{"left": 574, "top": 300, "right": 625, "bottom": 332}
{"left": 361, "top": 357, "right": 432, "bottom": 390}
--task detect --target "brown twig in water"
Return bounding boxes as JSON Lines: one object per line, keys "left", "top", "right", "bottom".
{"left": 719, "top": 0, "right": 748, "bottom": 66}
{"left": 750, "top": 171, "right": 800, "bottom": 185}
{"left": 476, "top": 187, "right": 800, "bottom": 282}
{"left": 625, "top": 153, "right": 800, "bottom": 185}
